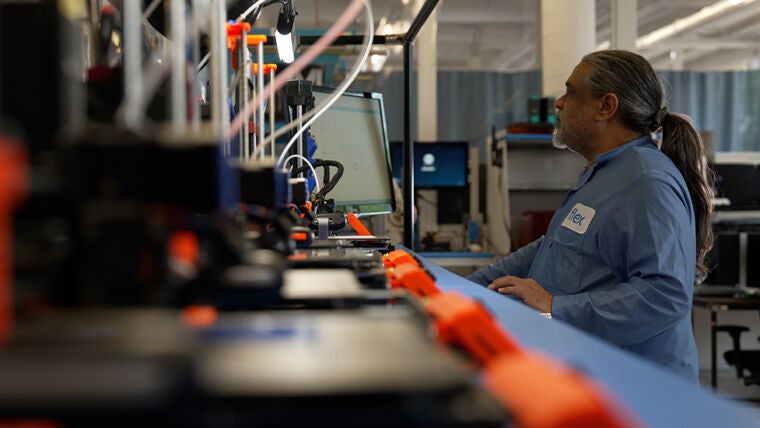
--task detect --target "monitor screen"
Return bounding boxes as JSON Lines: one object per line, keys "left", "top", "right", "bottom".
{"left": 309, "top": 88, "right": 396, "bottom": 216}
{"left": 389, "top": 142, "right": 469, "bottom": 188}
{"left": 711, "top": 163, "right": 760, "bottom": 209}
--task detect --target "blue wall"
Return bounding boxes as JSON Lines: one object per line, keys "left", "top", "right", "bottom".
{"left": 351, "top": 69, "right": 760, "bottom": 153}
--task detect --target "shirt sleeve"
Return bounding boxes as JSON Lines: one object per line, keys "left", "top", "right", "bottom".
{"left": 551, "top": 172, "right": 696, "bottom": 346}
{"left": 467, "top": 236, "right": 544, "bottom": 286}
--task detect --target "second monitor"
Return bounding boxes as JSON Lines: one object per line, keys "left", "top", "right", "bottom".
{"left": 390, "top": 142, "right": 470, "bottom": 226}
{"left": 389, "top": 141, "right": 469, "bottom": 188}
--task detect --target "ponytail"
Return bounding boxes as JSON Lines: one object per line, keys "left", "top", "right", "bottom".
{"left": 660, "top": 113, "right": 714, "bottom": 282}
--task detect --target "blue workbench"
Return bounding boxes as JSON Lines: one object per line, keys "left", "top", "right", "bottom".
{"left": 418, "top": 254, "right": 760, "bottom": 427}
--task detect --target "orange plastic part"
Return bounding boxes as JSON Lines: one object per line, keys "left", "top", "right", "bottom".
{"left": 251, "top": 63, "right": 279, "bottom": 74}
{"left": 346, "top": 212, "right": 372, "bottom": 236}
{"left": 226, "top": 22, "right": 253, "bottom": 70}
{"left": 0, "top": 138, "right": 28, "bottom": 348}
{"left": 181, "top": 305, "right": 218, "bottom": 328}
{"left": 226, "top": 21, "right": 252, "bottom": 37}
{"left": 298, "top": 200, "right": 313, "bottom": 219}
{"left": 290, "top": 232, "right": 308, "bottom": 241}
{"left": 425, "top": 291, "right": 522, "bottom": 365}
{"left": 245, "top": 34, "right": 268, "bottom": 46}
{"left": 387, "top": 263, "right": 441, "bottom": 299}
{"left": 483, "top": 352, "right": 641, "bottom": 428}
{"left": 168, "top": 230, "right": 199, "bottom": 265}
{"left": 383, "top": 249, "right": 419, "bottom": 269}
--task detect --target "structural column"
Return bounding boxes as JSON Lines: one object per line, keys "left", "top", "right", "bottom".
{"left": 611, "top": 0, "right": 637, "bottom": 50}
{"left": 416, "top": 7, "right": 438, "bottom": 242}
{"left": 540, "top": 0, "right": 595, "bottom": 97}
{"left": 417, "top": 7, "right": 437, "bottom": 141}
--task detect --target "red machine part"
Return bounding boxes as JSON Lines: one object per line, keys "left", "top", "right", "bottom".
{"left": 0, "top": 137, "right": 28, "bottom": 347}
{"left": 483, "top": 352, "right": 642, "bottom": 428}
{"left": 382, "top": 248, "right": 419, "bottom": 269}
{"left": 251, "top": 63, "right": 278, "bottom": 74}
{"left": 386, "top": 263, "right": 441, "bottom": 299}
{"left": 346, "top": 212, "right": 372, "bottom": 236}
{"left": 425, "top": 291, "right": 522, "bottom": 365}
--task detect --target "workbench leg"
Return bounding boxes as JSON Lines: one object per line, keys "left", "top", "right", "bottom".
{"left": 710, "top": 310, "right": 717, "bottom": 389}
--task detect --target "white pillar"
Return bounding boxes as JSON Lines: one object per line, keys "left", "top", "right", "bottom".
{"left": 416, "top": 8, "right": 438, "bottom": 240}
{"left": 416, "top": 8, "right": 437, "bottom": 141}
{"left": 210, "top": 0, "right": 229, "bottom": 139}
{"left": 540, "top": 0, "right": 595, "bottom": 98}
{"left": 610, "top": 0, "right": 637, "bottom": 51}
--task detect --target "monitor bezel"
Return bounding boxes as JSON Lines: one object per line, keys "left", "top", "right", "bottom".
{"left": 310, "top": 86, "right": 397, "bottom": 216}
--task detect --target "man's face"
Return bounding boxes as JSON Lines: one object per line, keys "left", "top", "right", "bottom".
{"left": 553, "top": 62, "right": 596, "bottom": 155}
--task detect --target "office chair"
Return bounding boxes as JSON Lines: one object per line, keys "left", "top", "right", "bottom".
{"left": 716, "top": 322, "right": 760, "bottom": 386}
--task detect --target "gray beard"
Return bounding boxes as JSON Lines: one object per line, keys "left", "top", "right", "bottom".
{"left": 552, "top": 127, "right": 567, "bottom": 149}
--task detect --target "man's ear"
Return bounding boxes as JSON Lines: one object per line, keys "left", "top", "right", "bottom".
{"left": 596, "top": 92, "right": 618, "bottom": 121}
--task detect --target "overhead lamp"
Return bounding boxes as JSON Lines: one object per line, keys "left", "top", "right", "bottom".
{"left": 275, "top": 0, "right": 297, "bottom": 63}
{"left": 596, "top": 0, "right": 758, "bottom": 51}
{"left": 637, "top": 0, "right": 757, "bottom": 49}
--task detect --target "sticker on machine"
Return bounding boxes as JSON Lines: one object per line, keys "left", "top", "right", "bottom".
{"left": 561, "top": 203, "right": 596, "bottom": 234}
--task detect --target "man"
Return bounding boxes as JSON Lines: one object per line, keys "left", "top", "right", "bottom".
{"left": 468, "top": 50, "right": 713, "bottom": 382}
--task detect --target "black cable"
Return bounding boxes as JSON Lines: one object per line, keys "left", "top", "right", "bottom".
{"left": 314, "top": 160, "right": 343, "bottom": 198}
{"left": 291, "top": 159, "right": 344, "bottom": 199}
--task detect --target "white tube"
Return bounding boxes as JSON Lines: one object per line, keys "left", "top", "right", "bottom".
{"left": 283, "top": 154, "right": 322, "bottom": 193}
{"left": 122, "top": 0, "right": 142, "bottom": 129}
{"left": 274, "top": 0, "right": 374, "bottom": 168}
{"left": 296, "top": 104, "right": 304, "bottom": 172}
{"left": 257, "top": 40, "right": 265, "bottom": 159}
{"left": 236, "top": 0, "right": 268, "bottom": 23}
{"left": 268, "top": 67, "right": 275, "bottom": 159}
{"left": 170, "top": 0, "right": 187, "bottom": 131}
{"left": 210, "top": 0, "right": 229, "bottom": 139}
{"left": 251, "top": 0, "right": 374, "bottom": 159}
{"left": 241, "top": 27, "right": 249, "bottom": 160}
{"left": 228, "top": 0, "right": 366, "bottom": 143}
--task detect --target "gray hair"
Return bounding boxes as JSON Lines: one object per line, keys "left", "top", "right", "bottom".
{"left": 581, "top": 50, "right": 664, "bottom": 133}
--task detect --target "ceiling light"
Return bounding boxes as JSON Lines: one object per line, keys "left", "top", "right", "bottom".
{"left": 637, "top": 0, "right": 757, "bottom": 49}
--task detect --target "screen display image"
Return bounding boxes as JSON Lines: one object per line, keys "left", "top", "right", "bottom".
{"left": 309, "top": 88, "right": 396, "bottom": 216}
{"left": 390, "top": 142, "right": 469, "bottom": 188}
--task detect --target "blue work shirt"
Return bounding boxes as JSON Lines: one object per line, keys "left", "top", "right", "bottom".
{"left": 469, "top": 136, "right": 699, "bottom": 382}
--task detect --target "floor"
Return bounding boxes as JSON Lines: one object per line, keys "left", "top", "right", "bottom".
{"left": 700, "top": 369, "right": 760, "bottom": 405}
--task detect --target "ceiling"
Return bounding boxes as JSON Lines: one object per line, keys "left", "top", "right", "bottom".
{"left": 252, "top": 0, "right": 760, "bottom": 73}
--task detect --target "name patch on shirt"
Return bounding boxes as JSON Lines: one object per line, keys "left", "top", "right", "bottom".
{"left": 561, "top": 203, "right": 596, "bottom": 234}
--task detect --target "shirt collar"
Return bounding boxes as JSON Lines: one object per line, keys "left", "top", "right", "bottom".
{"left": 572, "top": 135, "right": 654, "bottom": 190}
{"left": 594, "top": 135, "right": 654, "bottom": 166}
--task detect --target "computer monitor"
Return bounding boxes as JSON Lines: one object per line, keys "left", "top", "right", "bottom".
{"left": 309, "top": 87, "right": 396, "bottom": 216}
{"left": 389, "top": 141, "right": 469, "bottom": 188}
{"left": 711, "top": 163, "right": 760, "bottom": 209}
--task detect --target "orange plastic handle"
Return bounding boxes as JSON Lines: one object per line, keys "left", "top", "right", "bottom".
{"left": 483, "top": 352, "right": 640, "bottom": 428}
{"left": 387, "top": 263, "right": 441, "bottom": 299}
{"left": 425, "top": 291, "right": 522, "bottom": 365}
{"left": 383, "top": 249, "right": 419, "bottom": 269}
{"left": 346, "top": 212, "right": 372, "bottom": 236}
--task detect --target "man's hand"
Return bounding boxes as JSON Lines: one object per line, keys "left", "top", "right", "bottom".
{"left": 488, "top": 276, "right": 554, "bottom": 313}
